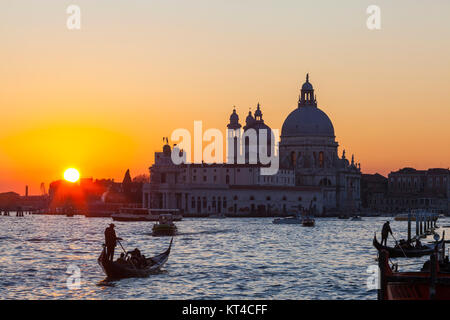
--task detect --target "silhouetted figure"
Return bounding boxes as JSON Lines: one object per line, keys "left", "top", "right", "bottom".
{"left": 117, "top": 253, "right": 126, "bottom": 264}
{"left": 127, "top": 248, "right": 143, "bottom": 267}
{"left": 381, "top": 221, "right": 393, "bottom": 246}
{"left": 415, "top": 239, "right": 422, "bottom": 248}
{"left": 104, "top": 224, "right": 122, "bottom": 261}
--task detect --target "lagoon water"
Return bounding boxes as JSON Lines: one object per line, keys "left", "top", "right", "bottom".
{"left": 0, "top": 214, "right": 447, "bottom": 299}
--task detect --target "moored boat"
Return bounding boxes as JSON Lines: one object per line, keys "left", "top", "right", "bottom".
{"left": 394, "top": 213, "right": 416, "bottom": 221}
{"left": 98, "top": 238, "right": 173, "bottom": 279}
{"left": 395, "top": 209, "right": 440, "bottom": 221}
{"left": 373, "top": 233, "right": 444, "bottom": 258}
{"left": 351, "top": 216, "right": 362, "bottom": 221}
{"left": 378, "top": 249, "right": 450, "bottom": 300}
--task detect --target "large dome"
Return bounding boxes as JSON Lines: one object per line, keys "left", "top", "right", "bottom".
{"left": 281, "top": 105, "right": 335, "bottom": 137}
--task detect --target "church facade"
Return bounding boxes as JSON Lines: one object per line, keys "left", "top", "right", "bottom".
{"left": 143, "top": 75, "right": 361, "bottom": 215}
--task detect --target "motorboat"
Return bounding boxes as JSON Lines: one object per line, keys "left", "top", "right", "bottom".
{"left": 111, "top": 208, "right": 182, "bottom": 222}
{"left": 273, "top": 215, "right": 302, "bottom": 225}
{"left": 152, "top": 214, "right": 177, "bottom": 236}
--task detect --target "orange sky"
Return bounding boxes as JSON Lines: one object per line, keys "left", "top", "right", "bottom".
{"left": 1, "top": 1, "right": 449, "bottom": 194}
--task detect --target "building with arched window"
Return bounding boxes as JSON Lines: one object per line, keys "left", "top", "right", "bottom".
{"left": 279, "top": 74, "right": 361, "bottom": 212}
{"left": 143, "top": 75, "right": 361, "bottom": 215}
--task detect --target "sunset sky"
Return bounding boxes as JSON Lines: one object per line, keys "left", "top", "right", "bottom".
{"left": 1, "top": 0, "right": 449, "bottom": 194}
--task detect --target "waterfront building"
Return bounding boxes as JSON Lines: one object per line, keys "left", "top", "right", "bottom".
{"left": 143, "top": 76, "right": 361, "bottom": 215}
{"left": 385, "top": 168, "right": 450, "bottom": 213}
{"left": 361, "top": 168, "right": 450, "bottom": 214}
{"left": 361, "top": 173, "right": 388, "bottom": 211}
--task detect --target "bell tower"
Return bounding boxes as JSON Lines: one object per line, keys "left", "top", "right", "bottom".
{"left": 226, "top": 107, "right": 241, "bottom": 164}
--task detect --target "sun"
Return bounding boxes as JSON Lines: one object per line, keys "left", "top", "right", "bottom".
{"left": 64, "top": 168, "right": 80, "bottom": 183}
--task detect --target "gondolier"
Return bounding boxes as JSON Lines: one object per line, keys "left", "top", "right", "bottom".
{"left": 381, "top": 221, "right": 393, "bottom": 246}
{"left": 373, "top": 232, "right": 445, "bottom": 258}
{"left": 104, "top": 224, "right": 122, "bottom": 261}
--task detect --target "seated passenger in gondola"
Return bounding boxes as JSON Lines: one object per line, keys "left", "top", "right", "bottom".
{"left": 117, "top": 253, "right": 127, "bottom": 264}
{"left": 415, "top": 239, "right": 422, "bottom": 248}
{"left": 128, "top": 248, "right": 143, "bottom": 267}
{"left": 140, "top": 254, "right": 148, "bottom": 267}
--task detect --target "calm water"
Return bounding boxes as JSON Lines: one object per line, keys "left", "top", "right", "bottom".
{"left": 0, "top": 214, "right": 448, "bottom": 300}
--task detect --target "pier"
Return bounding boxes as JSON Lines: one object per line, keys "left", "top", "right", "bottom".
{"left": 408, "top": 209, "right": 439, "bottom": 242}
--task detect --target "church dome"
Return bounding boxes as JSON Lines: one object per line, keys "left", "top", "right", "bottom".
{"left": 281, "top": 106, "right": 335, "bottom": 137}
{"left": 281, "top": 74, "right": 335, "bottom": 138}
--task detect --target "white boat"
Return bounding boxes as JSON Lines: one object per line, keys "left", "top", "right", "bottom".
{"left": 273, "top": 214, "right": 316, "bottom": 226}
{"left": 273, "top": 216, "right": 302, "bottom": 224}
{"left": 111, "top": 208, "right": 182, "bottom": 222}
{"left": 394, "top": 209, "right": 440, "bottom": 221}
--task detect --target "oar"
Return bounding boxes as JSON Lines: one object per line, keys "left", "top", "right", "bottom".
{"left": 391, "top": 233, "right": 407, "bottom": 258}
{"left": 117, "top": 239, "right": 127, "bottom": 255}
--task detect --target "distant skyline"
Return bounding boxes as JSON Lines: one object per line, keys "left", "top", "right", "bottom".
{"left": 1, "top": 0, "right": 450, "bottom": 194}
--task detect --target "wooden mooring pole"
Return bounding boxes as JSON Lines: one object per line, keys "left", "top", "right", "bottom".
{"left": 407, "top": 212, "right": 411, "bottom": 242}
{"left": 416, "top": 212, "right": 419, "bottom": 238}
{"left": 419, "top": 214, "right": 423, "bottom": 235}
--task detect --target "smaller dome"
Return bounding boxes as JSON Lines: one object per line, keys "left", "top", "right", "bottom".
{"left": 246, "top": 111, "right": 255, "bottom": 125}
{"left": 229, "top": 108, "right": 239, "bottom": 122}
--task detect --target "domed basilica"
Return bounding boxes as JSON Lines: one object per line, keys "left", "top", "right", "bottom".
{"left": 144, "top": 75, "right": 361, "bottom": 215}
{"left": 279, "top": 74, "right": 361, "bottom": 212}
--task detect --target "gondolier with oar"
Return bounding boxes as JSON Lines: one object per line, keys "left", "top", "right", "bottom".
{"left": 381, "top": 221, "right": 393, "bottom": 246}
{"left": 104, "top": 224, "right": 122, "bottom": 261}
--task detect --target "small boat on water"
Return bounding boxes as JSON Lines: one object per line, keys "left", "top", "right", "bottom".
{"left": 373, "top": 233, "right": 444, "bottom": 258}
{"left": 111, "top": 208, "right": 183, "bottom": 222}
{"left": 302, "top": 216, "right": 315, "bottom": 227}
{"left": 394, "top": 213, "right": 416, "bottom": 221}
{"left": 378, "top": 249, "right": 450, "bottom": 300}
{"left": 273, "top": 214, "right": 315, "bottom": 226}
{"left": 152, "top": 214, "right": 177, "bottom": 236}
{"left": 98, "top": 238, "right": 173, "bottom": 279}
{"left": 395, "top": 209, "right": 440, "bottom": 221}
{"left": 351, "top": 216, "right": 362, "bottom": 221}
{"left": 273, "top": 215, "right": 302, "bottom": 224}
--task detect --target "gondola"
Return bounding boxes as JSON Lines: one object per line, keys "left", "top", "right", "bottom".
{"left": 373, "top": 234, "right": 443, "bottom": 258}
{"left": 378, "top": 250, "right": 450, "bottom": 300}
{"left": 98, "top": 238, "right": 173, "bottom": 279}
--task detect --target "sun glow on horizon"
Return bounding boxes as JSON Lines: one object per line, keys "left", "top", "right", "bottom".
{"left": 63, "top": 168, "right": 80, "bottom": 183}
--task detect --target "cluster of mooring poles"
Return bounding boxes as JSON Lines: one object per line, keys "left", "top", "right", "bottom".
{"left": 0, "top": 208, "right": 31, "bottom": 217}
{"left": 407, "top": 211, "right": 438, "bottom": 242}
